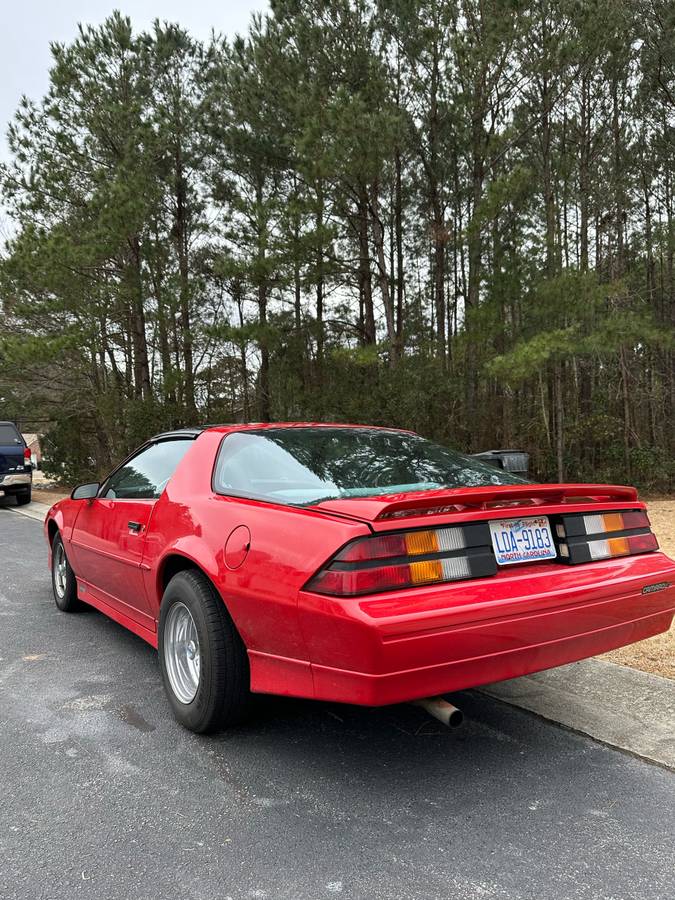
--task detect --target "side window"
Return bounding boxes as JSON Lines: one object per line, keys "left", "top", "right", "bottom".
{"left": 102, "top": 440, "right": 192, "bottom": 500}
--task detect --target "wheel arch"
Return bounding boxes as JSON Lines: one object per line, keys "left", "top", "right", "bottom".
{"left": 46, "top": 518, "right": 59, "bottom": 545}
{"left": 45, "top": 506, "right": 68, "bottom": 548}
{"left": 157, "top": 553, "right": 227, "bottom": 614}
{"left": 159, "top": 552, "right": 205, "bottom": 595}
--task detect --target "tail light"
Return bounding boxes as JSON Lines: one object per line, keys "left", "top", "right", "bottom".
{"left": 556, "top": 509, "right": 658, "bottom": 563}
{"left": 23, "top": 447, "right": 32, "bottom": 467}
{"left": 306, "top": 507, "right": 659, "bottom": 596}
{"left": 305, "top": 524, "right": 496, "bottom": 596}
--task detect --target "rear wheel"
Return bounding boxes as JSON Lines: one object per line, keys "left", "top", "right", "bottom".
{"left": 51, "top": 533, "right": 81, "bottom": 612}
{"left": 15, "top": 489, "right": 31, "bottom": 506}
{"left": 158, "top": 570, "right": 251, "bottom": 733}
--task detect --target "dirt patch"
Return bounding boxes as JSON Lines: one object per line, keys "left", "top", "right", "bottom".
{"left": 32, "top": 487, "right": 71, "bottom": 507}
{"left": 643, "top": 500, "right": 675, "bottom": 559}
{"left": 602, "top": 500, "right": 675, "bottom": 680}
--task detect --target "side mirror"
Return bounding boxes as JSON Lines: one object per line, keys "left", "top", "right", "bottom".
{"left": 71, "top": 482, "right": 100, "bottom": 500}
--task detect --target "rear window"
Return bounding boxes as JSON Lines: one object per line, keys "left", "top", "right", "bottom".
{"left": 0, "top": 424, "right": 23, "bottom": 445}
{"left": 213, "top": 428, "right": 527, "bottom": 505}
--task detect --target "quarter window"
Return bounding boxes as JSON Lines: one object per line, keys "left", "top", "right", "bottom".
{"left": 102, "top": 440, "right": 193, "bottom": 500}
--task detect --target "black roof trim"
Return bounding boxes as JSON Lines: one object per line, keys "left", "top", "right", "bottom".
{"left": 149, "top": 427, "right": 204, "bottom": 442}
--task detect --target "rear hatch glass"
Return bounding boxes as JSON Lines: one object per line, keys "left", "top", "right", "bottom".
{"left": 213, "top": 427, "right": 525, "bottom": 505}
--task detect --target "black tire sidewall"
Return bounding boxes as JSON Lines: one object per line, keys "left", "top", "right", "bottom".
{"left": 51, "top": 534, "right": 78, "bottom": 611}
{"left": 158, "top": 572, "right": 230, "bottom": 733}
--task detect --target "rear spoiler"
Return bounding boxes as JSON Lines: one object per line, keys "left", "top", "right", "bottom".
{"left": 313, "top": 483, "right": 639, "bottom": 523}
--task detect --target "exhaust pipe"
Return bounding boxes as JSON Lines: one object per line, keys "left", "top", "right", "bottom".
{"left": 413, "top": 696, "right": 463, "bottom": 728}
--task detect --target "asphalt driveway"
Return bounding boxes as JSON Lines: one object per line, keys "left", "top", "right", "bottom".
{"left": 1, "top": 506, "right": 674, "bottom": 900}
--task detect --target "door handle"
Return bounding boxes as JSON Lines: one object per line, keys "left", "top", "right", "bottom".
{"left": 128, "top": 521, "right": 144, "bottom": 533}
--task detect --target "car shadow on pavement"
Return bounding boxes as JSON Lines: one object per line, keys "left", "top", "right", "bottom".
{"left": 79, "top": 600, "right": 580, "bottom": 754}
{"left": 36, "top": 575, "right": 652, "bottom": 798}
{"left": 76, "top": 599, "right": 554, "bottom": 761}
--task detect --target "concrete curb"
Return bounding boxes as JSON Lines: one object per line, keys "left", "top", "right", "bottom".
{"left": 481, "top": 659, "right": 675, "bottom": 770}
{"left": 5, "top": 500, "right": 50, "bottom": 523}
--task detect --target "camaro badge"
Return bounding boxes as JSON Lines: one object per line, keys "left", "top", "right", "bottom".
{"left": 642, "top": 582, "right": 672, "bottom": 595}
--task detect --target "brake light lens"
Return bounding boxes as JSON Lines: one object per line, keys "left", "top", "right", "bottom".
{"left": 557, "top": 509, "right": 658, "bottom": 564}
{"left": 23, "top": 447, "right": 32, "bottom": 465}
{"left": 582, "top": 510, "right": 649, "bottom": 533}
{"left": 588, "top": 533, "right": 658, "bottom": 560}
{"left": 306, "top": 524, "right": 496, "bottom": 596}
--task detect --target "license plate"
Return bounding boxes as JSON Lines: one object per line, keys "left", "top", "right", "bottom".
{"left": 489, "top": 516, "right": 556, "bottom": 565}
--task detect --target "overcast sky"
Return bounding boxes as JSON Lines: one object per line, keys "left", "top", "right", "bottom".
{"left": 0, "top": 1, "right": 268, "bottom": 160}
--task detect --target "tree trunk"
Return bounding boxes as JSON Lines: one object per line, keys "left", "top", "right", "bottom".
{"left": 128, "top": 235, "right": 151, "bottom": 401}
{"left": 175, "top": 149, "right": 195, "bottom": 418}
{"left": 256, "top": 179, "right": 270, "bottom": 421}
{"left": 315, "top": 181, "right": 325, "bottom": 374}
{"left": 554, "top": 362, "right": 564, "bottom": 481}
{"left": 370, "top": 181, "right": 397, "bottom": 365}
{"left": 579, "top": 74, "right": 590, "bottom": 272}
{"left": 394, "top": 147, "right": 404, "bottom": 344}
{"left": 358, "top": 186, "right": 376, "bottom": 345}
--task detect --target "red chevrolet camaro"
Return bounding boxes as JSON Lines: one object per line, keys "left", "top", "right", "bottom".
{"left": 45, "top": 423, "right": 675, "bottom": 733}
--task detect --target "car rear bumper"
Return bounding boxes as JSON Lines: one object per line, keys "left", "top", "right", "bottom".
{"left": 292, "top": 552, "right": 675, "bottom": 706}
{"left": 308, "top": 596, "right": 673, "bottom": 705}
{"left": 0, "top": 473, "right": 31, "bottom": 492}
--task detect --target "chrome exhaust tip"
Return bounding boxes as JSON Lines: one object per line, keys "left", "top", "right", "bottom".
{"left": 413, "top": 696, "right": 463, "bottom": 728}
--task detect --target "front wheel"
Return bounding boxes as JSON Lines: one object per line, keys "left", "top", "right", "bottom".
{"left": 51, "top": 533, "right": 81, "bottom": 611}
{"left": 158, "top": 570, "right": 251, "bottom": 733}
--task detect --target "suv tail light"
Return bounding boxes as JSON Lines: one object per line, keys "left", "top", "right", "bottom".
{"left": 305, "top": 524, "right": 496, "bottom": 596}
{"left": 23, "top": 447, "right": 32, "bottom": 466}
{"left": 556, "top": 509, "right": 658, "bottom": 563}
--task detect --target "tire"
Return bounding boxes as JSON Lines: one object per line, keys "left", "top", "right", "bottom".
{"left": 158, "top": 570, "right": 251, "bottom": 733}
{"left": 15, "top": 489, "right": 31, "bottom": 506}
{"left": 51, "top": 533, "right": 81, "bottom": 612}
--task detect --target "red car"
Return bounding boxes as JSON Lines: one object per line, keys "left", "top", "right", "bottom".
{"left": 45, "top": 424, "right": 675, "bottom": 733}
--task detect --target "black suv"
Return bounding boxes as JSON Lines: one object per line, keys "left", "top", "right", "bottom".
{"left": 0, "top": 421, "right": 32, "bottom": 505}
